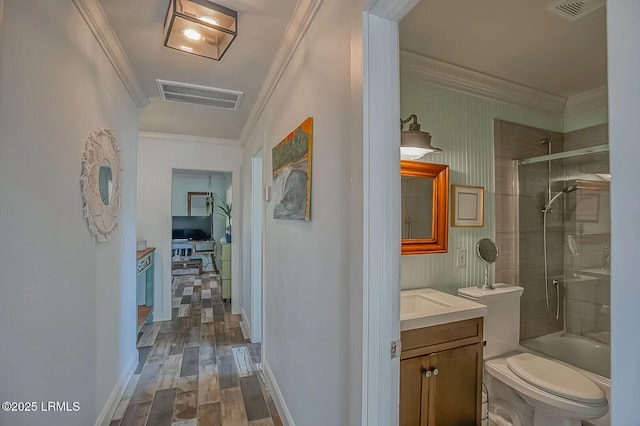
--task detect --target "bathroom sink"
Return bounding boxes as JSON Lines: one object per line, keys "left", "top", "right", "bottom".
{"left": 401, "top": 288, "right": 486, "bottom": 330}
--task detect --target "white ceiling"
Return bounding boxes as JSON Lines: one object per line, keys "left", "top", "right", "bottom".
{"left": 400, "top": 0, "right": 607, "bottom": 98}
{"left": 101, "top": 0, "right": 607, "bottom": 141}
{"left": 100, "top": 0, "right": 296, "bottom": 139}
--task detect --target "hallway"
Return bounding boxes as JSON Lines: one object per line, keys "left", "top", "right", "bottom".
{"left": 110, "top": 273, "right": 281, "bottom": 426}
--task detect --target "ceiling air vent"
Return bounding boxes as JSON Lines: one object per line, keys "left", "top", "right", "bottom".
{"left": 156, "top": 79, "right": 243, "bottom": 110}
{"left": 548, "top": 0, "right": 605, "bottom": 21}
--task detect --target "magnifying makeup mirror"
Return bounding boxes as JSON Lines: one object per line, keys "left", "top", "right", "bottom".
{"left": 476, "top": 238, "right": 499, "bottom": 289}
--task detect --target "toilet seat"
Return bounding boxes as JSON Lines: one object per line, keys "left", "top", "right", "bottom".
{"left": 505, "top": 353, "right": 606, "bottom": 404}
{"left": 485, "top": 354, "right": 608, "bottom": 421}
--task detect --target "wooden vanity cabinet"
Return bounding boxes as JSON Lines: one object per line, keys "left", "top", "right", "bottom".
{"left": 400, "top": 317, "right": 484, "bottom": 426}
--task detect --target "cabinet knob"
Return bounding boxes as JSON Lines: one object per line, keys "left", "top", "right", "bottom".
{"left": 423, "top": 368, "right": 439, "bottom": 378}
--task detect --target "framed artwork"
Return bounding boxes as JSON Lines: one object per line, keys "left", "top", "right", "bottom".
{"left": 576, "top": 193, "right": 599, "bottom": 222}
{"left": 272, "top": 117, "right": 313, "bottom": 221}
{"left": 451, "top": 185, "right": 484, "bottom": 227}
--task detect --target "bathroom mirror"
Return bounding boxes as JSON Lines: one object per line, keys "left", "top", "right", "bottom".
{"left": 81, "top": 128, "right": 122, "bottom": 242}
{"left": 401, "top": 160, "right": 449, "bottom": 254}
{"left": 476, "top": 238, "right": 498, "bottom": 289}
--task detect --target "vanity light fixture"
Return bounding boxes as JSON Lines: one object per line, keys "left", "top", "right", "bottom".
{"left": 400, "top": 114, "right": 442, "bottom": 160}
{"left": 164, "top": 0, "right": 238, "bottom": 61}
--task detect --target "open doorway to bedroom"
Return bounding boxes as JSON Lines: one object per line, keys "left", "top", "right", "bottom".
{"left": 170, "top": 169, "right": 232, "bottom": 287}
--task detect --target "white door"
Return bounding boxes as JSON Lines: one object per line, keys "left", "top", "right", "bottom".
{"left": 251, "top": 149, "right": 264, "bottom": 343}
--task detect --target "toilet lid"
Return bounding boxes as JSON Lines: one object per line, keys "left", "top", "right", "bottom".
{"left": 505, "top": 353, "right": 606, "bottom": 404}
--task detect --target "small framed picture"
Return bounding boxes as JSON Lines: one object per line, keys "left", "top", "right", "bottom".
{"left": 451, "top": 185, "right": 484, "bottom": 227}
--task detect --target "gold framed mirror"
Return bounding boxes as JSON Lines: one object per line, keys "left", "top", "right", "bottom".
{"left": 188, "top": 192, "right": 212, "bottom": 216}
{"left": 401, "top": 160, "right": 449, "bottom": 254}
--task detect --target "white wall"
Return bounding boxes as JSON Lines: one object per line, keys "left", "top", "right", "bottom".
{"left": 0, "top": 2, "right": 138, "bottom": 425}
{"left": 240, "top": 1, "right": 359, "bottom": 423}
{"left": 137, "top": 134, "right": 242, "bottom": 319}
{"left": 607, "top": 1, "right": 640, "bottom": 422}
{"left": 400, "top": 77, "right": 563, "bottom": 294}
{"left": 171, "top": 174, "right": 210, "bottom": 215}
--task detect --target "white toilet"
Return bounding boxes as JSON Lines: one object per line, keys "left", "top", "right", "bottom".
{"left": 458, "top": 284, "right": 608, "bottom": 426}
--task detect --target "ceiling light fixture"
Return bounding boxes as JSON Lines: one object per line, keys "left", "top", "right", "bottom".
{"left": 200, "top": 17, "right": 218, "bottom": 26}
{"left": 164, "top": 0, "right": 238, "bottom": 61}
{"left": 400, "top": 114, "right": 442, "bottom": 160}
{"left": 183, "top": 28, "right": 202, "bottom": 41}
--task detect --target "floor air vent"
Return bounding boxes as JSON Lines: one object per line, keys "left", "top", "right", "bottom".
{"left": 157, "top": 79, "right": 243, "bottom": 110}
{"left": 548, "top": 0, "right": 605, "bottom": 21}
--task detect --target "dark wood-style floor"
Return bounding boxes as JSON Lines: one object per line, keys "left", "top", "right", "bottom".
{"left": 110, "top": 273, "right": 282, "bottom": 426}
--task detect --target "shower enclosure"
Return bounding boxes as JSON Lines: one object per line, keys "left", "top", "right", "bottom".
{"left": 519, "top": 130, "right": 611, "bottom": 378}
{"left": 494, "top": 120, "right": 611, "bottom": 379}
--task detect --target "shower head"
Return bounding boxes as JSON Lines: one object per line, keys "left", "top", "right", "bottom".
{"left": 542, "top": 185, "right": 579, "bottom": 212}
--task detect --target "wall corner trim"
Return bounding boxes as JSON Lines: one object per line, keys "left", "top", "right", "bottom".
{"left": 400, "top": 50, "right": 568, "bottom": 114}
{"left": 263, "top": 360, "right": 295, "bottom": 426}
{"left": 564, "top": 86, "right": 608, "bottom": 116}
{"left": 94, "top": 352, "right": 137, "bottom": 426}
{"left": 73, "top": 0, "right": 148, "bottom": 109}
{"left": 238, "top": 0, "right": 325, "bottom": 147}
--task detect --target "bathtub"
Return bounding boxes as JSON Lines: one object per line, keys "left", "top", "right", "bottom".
{"left": 520, "top": 332, "right": 611, "bottom": 426}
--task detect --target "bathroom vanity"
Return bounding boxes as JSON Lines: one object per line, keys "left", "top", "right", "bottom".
{"left": 400, "top": 289, "right": 486, "bottom": 426}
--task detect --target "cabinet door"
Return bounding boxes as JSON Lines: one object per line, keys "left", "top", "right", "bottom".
{"left": 426, "top": 342, "right": 483, "bottom": 426}
{"left": 400, "top": 356, "right": 425, "bottom": 426}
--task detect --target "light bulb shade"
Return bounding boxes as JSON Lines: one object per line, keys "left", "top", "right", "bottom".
{"left": 164, "top": 0, "right": 238, "bottom": 61}
{"left": 400, "top": 115, "right": 442, "bottom": 159}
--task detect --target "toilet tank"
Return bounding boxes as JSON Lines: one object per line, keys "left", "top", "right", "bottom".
{"left": 458, "top": 284, "right": 524, "bottom": 359}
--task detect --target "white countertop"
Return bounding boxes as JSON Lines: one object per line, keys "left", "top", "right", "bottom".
{"left": 401, "top": 288, "right": 486, "bottom": 331}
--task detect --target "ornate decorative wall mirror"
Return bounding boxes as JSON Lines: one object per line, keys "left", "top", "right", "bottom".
{"left": 81, "top": 128, "right": 122, "bottom": 242}
{"left": 401, "top": 160, "right": 449, "bottom": 254}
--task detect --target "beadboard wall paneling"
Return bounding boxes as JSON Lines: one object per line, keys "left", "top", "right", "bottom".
{"left": 564, "top": 105, "right": 609, "bottom": 133}
{"left": 400, "top": 76, "right": 563, "bottom": 294}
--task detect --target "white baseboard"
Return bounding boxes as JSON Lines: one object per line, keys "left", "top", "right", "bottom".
{"left": 263, "top": 359, "right": 295, "bottom": 426}
{"left": 95, "top": 352, "right": 138, "bottom": 426}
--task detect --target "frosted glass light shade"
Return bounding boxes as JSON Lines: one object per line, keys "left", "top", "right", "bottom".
{"left": 164, "top": 0, "right": 237, "bottom": 61}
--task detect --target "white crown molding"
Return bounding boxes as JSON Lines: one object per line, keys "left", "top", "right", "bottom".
{"left": 564, "top": 86, "right": 608, "bottom": 116}
{"left": 73, "top": 0, "right": 148, "bottom": 109}
{"left": 238, "top": 0, "right": 325, "bottom": 147}
{"left": 400, "top": 50, "right": 567, "bottom": 114}
{"left": 138, "top": 131, "right": 239, "bottom": 146}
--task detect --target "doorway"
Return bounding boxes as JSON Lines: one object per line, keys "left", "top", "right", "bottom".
{"left": 250, "top": 149, "right": 264, "bottom": 343}
{"left": 170, "top": 169, "right": 232, "bottom": 278}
